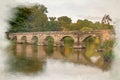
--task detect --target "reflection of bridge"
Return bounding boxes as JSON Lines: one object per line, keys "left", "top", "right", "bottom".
{"left": 8, "top": 29, "right": 114, "bottom": 46}
{"left": 14, "top": 44, "right": 107, "bottom": 69}
{"left": 15, "top": 44, "right": 93, "bottom": 64}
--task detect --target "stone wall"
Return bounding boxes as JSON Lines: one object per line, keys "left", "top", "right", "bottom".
{"left": 8, "top": 30, "right": 115, "bottom": 46}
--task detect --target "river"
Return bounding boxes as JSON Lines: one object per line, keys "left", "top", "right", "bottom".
{"left": 2, "top": 37, "right": 113, "bottom": 80}
{"left": 6, "top": 42, "right": 111, "bottom": 73}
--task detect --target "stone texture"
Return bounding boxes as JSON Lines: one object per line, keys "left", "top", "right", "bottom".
{"left": 8, "top": 30, "right": 115, "bottom": 46}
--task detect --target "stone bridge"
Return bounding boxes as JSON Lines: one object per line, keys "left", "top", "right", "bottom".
{"left": 8, "top": 29, "right": 115, "bottom": 46}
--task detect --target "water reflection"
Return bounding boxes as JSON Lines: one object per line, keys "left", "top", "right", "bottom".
{"left": 7, "top": 44, "right": 46, "bottom": 74}
{"left": 8, "top": 56, "right": 44, "bottom": 74}
{"left": 7, "top": 41, "right": 112, "bottom": 74}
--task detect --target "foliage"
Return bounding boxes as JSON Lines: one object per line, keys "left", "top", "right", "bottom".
{"left": 84, "top": 37, "right": 100, "bottom": 57}
{"left": 58, "top": 16, "right": 72, "bottom": 31}
{"left": 84, "top": 37, "right": 95, "bottom": 43}
{"left": 44, "top": 36, "right": 54, "bottom": 56}
{"left": 45, "top": 17, "right": 61, "bottom": 31}
{"left": 8, "top": 56, "right": 43, "bottom": 73}
{"left": 100, "top": 40, "right": 115, "bottom": 63}
{"left": 101, "top": 40, "right": 115, "bottom": 49}
{"left": 27, "top": 4, "right": 48, "bottom": 31}
{"left": 80, "top": 27, "right": 93, "bottom": 31}
{"left": 76, "top": 19, "right": 94, "bottom": 30}
{"left": 101, "top": 14, "right": 112, "bottom": 24}
{"left": 8, "top": 4, "right": 114, "bottom": 33}
{"left": 8, "top": 4, "right": 48, "bottom": 32}
{"left": 63, "top": 37, "right": 74, "bottom": 47}
{"left": 103, "top": 50, "right": 114, "bottom": 62}
{"left": 8, "top": 6, "right": 31, "bottom": 32}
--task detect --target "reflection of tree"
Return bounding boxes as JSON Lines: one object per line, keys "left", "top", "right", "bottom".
{"left": 43, "top": 36, "right": 54, "bottom": 56}
{"left": 59, "top": 47, "right": 65, "bottom": 57}
{"left": 22, "top": 44, "right": 26, "bottom": 56}
{"left": 10, "top": 44, "right": 17, "bottom": 56}
{"left": 8, "top": 56, "right": 45, "bottom": 74}
{"left": 75, "top": 48, "right": 92, "bottom": 64}
{"left": 84, "top": 36, "right": 100, "bottom": 58}
{"left": 32, "top": 45, "right": 38, "bottom": 59}
{"left": 44, "top": 36, "right": 54, "bottom": 46}
{"left": 43, "top": 45, "right": 54, "bottom": 57}
{"left": 59, "top": 37, "right": 74, "bottom": 58}
{"left": 100, "top": 40, "right": 114, "bottom": 66}
{"left": 61, "top": 47, "right": 73, "bottom": 57}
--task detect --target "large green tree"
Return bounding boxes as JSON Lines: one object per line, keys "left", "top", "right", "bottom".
{"left": 58, "top": 16, "right": 72, "bottom": 31}
{"left": 8, "top": 6, "right": 31, "bottom": 32}
{"left": 69, "top": 19, "right": 94, "bottom": 31}
{"left": 8, "top": 4, "right": 48, "bottom": 32}
{"left": 45, "top": 17, "right": 61, "bottom": 31}
{"left": 27, "top": 4, "right": 48, "bottom": 31}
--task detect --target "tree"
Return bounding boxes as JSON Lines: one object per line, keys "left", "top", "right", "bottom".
{"left": 75, "top": 19, "right": 94, "bottom": 31}
{"left": 8, "top": 4, "right": 48, "bottom": 32}
{"left": 58, "top": 16, "right": 72, "bottom": 31}
{"left": 8, "top": 4, "right": 114, "bottom": 32}
{"left": 45, "top": 17, "right": 61, "bottom": 31}
{"left": 8, "top": 6, "right": 31, "bottom": 32}
{"left": 49, "top": 17, "right": 56, "bottom": 21}
{"left": 101, "top": 14, "right": 112, "bottom": 25}
{"left": 27, "top": 4, "right": 48, "bottom": 31}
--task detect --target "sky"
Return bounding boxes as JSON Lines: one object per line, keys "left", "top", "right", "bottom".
{"left": 16, "top": 0, "right": 120, "bottom": 22}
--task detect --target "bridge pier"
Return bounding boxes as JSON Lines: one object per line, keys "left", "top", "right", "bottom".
{"left": 38, "top": 41, "right": 44, "bottom": 46}
{"left": 53, "top": 40, "right": 63, "bottom": 47}
{"left": 73, "top": 41, "right": 86, "bottom": 49}
{"left": 17, "top": 36, "right": 22, "bottom": 43}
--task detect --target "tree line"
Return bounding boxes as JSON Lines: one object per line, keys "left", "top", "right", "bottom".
{"left": 8, "top": 4, "right": 114, "bottom": 32}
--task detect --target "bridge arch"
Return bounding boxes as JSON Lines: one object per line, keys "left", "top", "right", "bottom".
{"left": 43, "top": 36, "right": 54, "bottom": 46}
{"left": 60, "top": 36, "right": 74, "bottom": 46}
{"left": 81, "top": 34, "right": 101, "bottom": 47}
{"left": 21, "top": 36, "right": 27, "bottom": 44}
{"left": 11, "top": 36, "right": 17, "bottom": 43}
{"left": 31, "top": 36, "right": 38, "bottom": 45}
{"left": 79, "top": 34, "right": 98, "bottom": 48}
{"left": 81, "top": 34, "right": 97, "bottom": 42}
{"left": 61, "top": 36, "right": 74, "bottom": 41}
{"left": 82, "top": 35, "right": 96, "bottom": 42}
